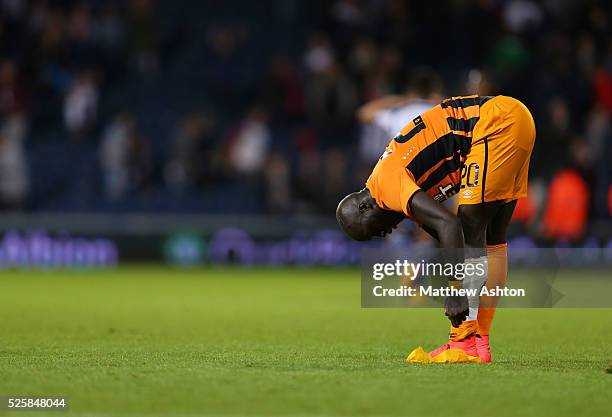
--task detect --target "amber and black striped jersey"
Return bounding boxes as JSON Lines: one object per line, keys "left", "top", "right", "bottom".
{"left": 366, "top": 95, "right": 494, "bottom": 217}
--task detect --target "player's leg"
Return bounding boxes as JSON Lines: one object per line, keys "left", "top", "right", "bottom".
{"left": 435, "top": 200, "right": 513, "bottom": 360}
{"left": 430, "top": 96, "right": 535, "bottom": 361}
{"left": 457, "top": 201, "right": 502, "bottom": 318}
{"left": 469, "top": 97, "right": 534, "bottom": 361}
{"left": 428, "top": 201, "right": 501, "bottom": 358}
{"left": 476, "top": 200, "right": 517, "bottom": 361}
{"left": 459, "top": 201, "right": 506, "bottom": 249}
{"left": 428, "top": 134, "right": 500, "bottom": 358}
{"left": 482, "top": 200, "right": 517, "bottom": 317}
{"left": 458, "top": 96, "right": 534, "bottom": 333}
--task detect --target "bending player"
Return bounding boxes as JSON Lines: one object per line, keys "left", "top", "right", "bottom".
{"left": 336, "top": 95, "right": 535, "bottom": 362}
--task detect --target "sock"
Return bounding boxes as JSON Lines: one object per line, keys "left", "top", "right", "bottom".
{"left": 477, "top": 244, "right": 508, "bottom": 335}
{"left": 462, "top": 256, "right": 488, "bottom": 321}
{"left": 449, "top": 319, "right": 479, "bottom": 342}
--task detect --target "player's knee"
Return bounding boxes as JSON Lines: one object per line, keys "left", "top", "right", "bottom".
{"left": 486, "top": 228, "right": 507, "bottom": 246}
{"left": 485, "top": 201, "right": 515, "bottom": 245}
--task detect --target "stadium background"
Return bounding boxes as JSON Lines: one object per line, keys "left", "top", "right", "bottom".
{"left": 1, "top": 2, "right": 611, "bottom": 417}
{"left": 0, "top": 0, "right": 611, "bottom": 266}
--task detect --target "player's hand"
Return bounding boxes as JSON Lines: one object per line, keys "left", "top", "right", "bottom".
{"left": 444, "top": 295, "right": 469, "bottom": 327}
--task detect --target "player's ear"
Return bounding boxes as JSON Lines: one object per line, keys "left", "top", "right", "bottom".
{"left": 357, "top": 188, "right": 376, "bottom": 212}
{"left": 358, "top": 201, "right": 369, "bottom": 213}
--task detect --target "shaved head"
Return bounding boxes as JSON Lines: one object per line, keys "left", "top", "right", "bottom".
{"left": 336, "top": 188, "right": 405, "bottom": 241}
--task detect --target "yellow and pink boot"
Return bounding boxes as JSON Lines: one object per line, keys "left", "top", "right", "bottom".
{"left": 428, "top": 320, "right": 491, "bottom": 363}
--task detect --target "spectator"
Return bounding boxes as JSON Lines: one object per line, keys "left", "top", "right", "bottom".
{"left": 65, "top": 3, "right": 99, "bottom": 69}
{"left": 321, "top": 149, "right": 347, "bottom": 212}
{"left": 533, "top": 96, "right": 574, "bottom": 178}
{"left": 0, "top": 59, "right": 27, "bottom": 122}
{"left": 542, "top": 169, "right": 590, "bottom": 242}
{"left": 0, "top": 59, "right": 29, "bottom": 209}
{"left": 303, "top": 33, "right": 334, "bottom": 75}
{"left": 94, "top": 2, "right": 125, "bottom": 51}
{"left": 0, "top": 130, "right": 29, "bottom": 210}
{"left": 127, "top": 0, "right": 159, "bottom": 76}
{"left": 225, "top": 107, "right": 271, "bottom": 177}
{"left": 293, "top": 127, "right": 321, "bottom": 213}
{"left": 259, "top": 56, "right": 305, "bottom": 123}
{"left": 99, "top": 112, "right": 150, "bottom": 199}
{"left": 503, "top": 0, "right": 543, "bottom": 34}
{"left": 304, "top": 55, "right": 358, "bottom": 143}
{"left": 64, "top": 70, "right": 98, "bottom": 138}
{"left": 608, "top": 185, "right": 612, "bottom": 218}
{"left": 264, "top": 152, "right": 291, "bottom": 213}
{"left": 165, "top": 111, "right": 222, "bottom": 190}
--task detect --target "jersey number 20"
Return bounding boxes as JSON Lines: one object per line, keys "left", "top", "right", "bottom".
{"left": 461, "top": 163, "right": 480, "bottom": 187}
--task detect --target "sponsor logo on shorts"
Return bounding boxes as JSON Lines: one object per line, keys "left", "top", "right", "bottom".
{"left": 462, "top": 189, "right": 474, "bottom": 199}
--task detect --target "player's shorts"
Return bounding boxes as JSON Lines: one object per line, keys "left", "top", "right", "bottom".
{"left": 458, "top": 96, "right": 536, "bottom": 206}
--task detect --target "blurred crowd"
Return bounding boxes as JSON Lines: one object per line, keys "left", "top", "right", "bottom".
{"left": 0, "top": 0, "right": 611, "bottom": 240}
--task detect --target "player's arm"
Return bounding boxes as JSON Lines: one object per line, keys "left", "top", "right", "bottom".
{"left": 357, "top": 95, "right": 410, "bottom": 123}
{"left": 409, "top": 191, "right": 464, "bottom": 249}
{"left": 409, "top": 190, "right": 468, "bottom": 326}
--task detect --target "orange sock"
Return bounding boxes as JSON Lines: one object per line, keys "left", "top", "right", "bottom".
{"left": 449, "top": 320, "right": 479, "bottom": 341}
{"left": 477, "top": 244, "right": 508, "bottom": 336}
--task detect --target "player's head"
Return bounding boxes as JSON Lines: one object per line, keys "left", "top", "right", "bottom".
{"left": 336, "top": 188, "right": 404, "bottom": 241}
{"left": 405, "top": 67, "right": 442, "bottom": 99}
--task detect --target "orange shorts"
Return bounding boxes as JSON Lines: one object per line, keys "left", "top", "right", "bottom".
{"left": 458, "top": 96, "right": 536, "bottom": 205}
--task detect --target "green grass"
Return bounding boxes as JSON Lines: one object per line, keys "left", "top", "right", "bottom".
{"left": 0, "top": 266, "right": 610, "bottom": 417}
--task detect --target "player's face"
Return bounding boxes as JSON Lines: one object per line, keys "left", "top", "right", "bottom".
{"left": 336, "top": 188, "right": 405, "bottom": 241}
{"left": 361, "top": 204, "right": 404, "bottom": 240}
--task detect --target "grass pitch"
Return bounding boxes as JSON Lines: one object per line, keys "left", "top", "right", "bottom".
{"left": 0, "top": 266, "right": 610, "bottom": 417}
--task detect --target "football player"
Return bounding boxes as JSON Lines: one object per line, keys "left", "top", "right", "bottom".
{"left": 336, "top": 95, "right": 536, "bottom": 362}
